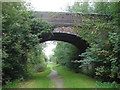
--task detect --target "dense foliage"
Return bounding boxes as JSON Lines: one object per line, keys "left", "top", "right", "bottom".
{"left": 68, "top": 2, "right": 119, "bottom": 15}
{"left": 68, "top": 2, "right": 93, "bottom": 14}
{"left": 2, "top": 2, "right": 53, "bottom": 84}
{"left": 27, "top": 44, "right": 47, "bottom": 73}
{"left": 68, "top": 2, "right": 120, "bottom": 82}
{"left": 2, "top": 1, "right": 120, "bottom": 86}
{"left": 51, "top": 42, "right": 80, "bottom": 71}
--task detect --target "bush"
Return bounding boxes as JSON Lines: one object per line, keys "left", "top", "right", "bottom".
{"left": 71, "top": 2, "right": 120, "bottom": 82}
{"left": 2, "top": 2, "right": 53, "bottom": 84}
{"left": 27, "top": 44, "right": 48, "bottom": 73}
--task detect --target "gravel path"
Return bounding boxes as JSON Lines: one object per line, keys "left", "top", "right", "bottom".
{"left": 47, "top": 67, "right": 63, "bottom": 88}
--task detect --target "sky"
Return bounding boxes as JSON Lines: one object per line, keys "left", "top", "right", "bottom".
{"left": 43, "top": 41, "right": 57, "bottom": 59}
{"left": 26, "top": 0, "right": 78, "bottom": 12}
{"left": 25, "top": 0, "right": 118, "bottom": 12}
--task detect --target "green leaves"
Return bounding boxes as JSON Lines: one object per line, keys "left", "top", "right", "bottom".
{"left": 52, "top": 42, "right": 79, "bottom": 69}
{"left": 2, "top": 2, "right": 53, "bottom": 84}
{"left": 30, "top": 19, "right": 53, "bottom": 35}
{"left": 70, "top": 2, "right": 120, "bottom": 81}
{"left": 68, "top": 2, "right": 93, "bottom": 14}
{"left": 27, "top": 44, "right": 47, "bottom": 73}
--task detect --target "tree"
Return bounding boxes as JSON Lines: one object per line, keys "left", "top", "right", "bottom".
{"left": 27, "top": 44, "right": 48, "bottom": 73}
{"left": 71, "top": 2, "right": 120, "bottom": 82}
{"left": 52, "top": 41, "right": 80, "bottom": 71}
{"left": 2, "top": 2, "right": 53, "bottom": 84}
{"left": 94, "top": 2, "right": 118, "bottom": 15}
{"left": 68, "top": 2, "right": 93, "bottom": 14}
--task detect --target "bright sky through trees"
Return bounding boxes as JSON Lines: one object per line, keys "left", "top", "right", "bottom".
{"left": 26, "top": 0, "right": 77, "bottom": 12}
{"left": 26, "top": 0, "right": 120, "bottom": 12}
{"left": 43, "top": 41, "right": 57, "bottom": 59}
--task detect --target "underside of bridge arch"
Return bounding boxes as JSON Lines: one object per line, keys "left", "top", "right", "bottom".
{"left": 39, "top": 32, "right": 89, "bottom": 53}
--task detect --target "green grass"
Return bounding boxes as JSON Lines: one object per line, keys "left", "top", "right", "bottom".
{"left": 47, "top": 61, "right": 55, "bottom": 68}
{"left": 53, "top": 63, "right": 120, "bottom": 89}
{"left": 19, "top": 67, "right": 54, "bottom": 88}
{"left": 3, "top": 66, "right": 55, "bottom": 88}
{"left": 53, "top": 64, "right": 96, "bottom": 88}
{"left": 96, "top": 81, "right": 120, "bottom": 89}
{"left": 3, "top": 80, "right": 19, "bottom": 88}
{"left": 3, "top": 62, "right": 120, "bottom": 89}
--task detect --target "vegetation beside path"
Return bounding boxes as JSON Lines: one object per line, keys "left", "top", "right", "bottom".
{"left": 3, "top": 1, "right": 120, "bottom": 88}
{"left": 3, "top": 66, "right": 55, "bottom": 88}
{"left": 53, "top": 63, "right": 120, "bottom": 88}
{"left": 53, "top": 64, "right": 96, "bottom": 88}
{"left": 3, "top": 63, "right": 120, "bottom": 89}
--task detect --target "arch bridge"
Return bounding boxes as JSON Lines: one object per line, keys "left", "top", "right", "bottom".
{"left": 33, "top": 11, "right": 111, "bottom": 53}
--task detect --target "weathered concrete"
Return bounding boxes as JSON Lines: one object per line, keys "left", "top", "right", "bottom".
{"left": 33, "top": 11, "right": 111, "bottom": 27}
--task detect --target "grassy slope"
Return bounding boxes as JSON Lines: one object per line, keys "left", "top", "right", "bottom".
{"left": 53, "top": 63, "right": 120, "bottom": 88}
{"left": 3, "top": 66, "right": 55, "bottom": 88}
{"left": 19, "top": 67, "right": 54, "bottom": 88}
{"left": 54, "top": 64, "right": 96, "bottom": 88}
{"left": 2, "top": 80, "right": 19, "bottom": 88}
{"left": 3, "top": 62, "right": 120, "bottom": 88}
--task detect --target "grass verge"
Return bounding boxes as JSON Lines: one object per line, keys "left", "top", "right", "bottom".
{"left": 3, "top": 66, "right": 55, "bottom": 88}
{"left": 2, "top": 80, "right": 19, "bottom": 88}
{"left": 96, "top": 81, "right": 120, "bottom": 89}
{"left": 53, "top": 63, "right": 120, "bottom": 89}
{"left": 53, "top": 64, "right": 96, "bottom": 88}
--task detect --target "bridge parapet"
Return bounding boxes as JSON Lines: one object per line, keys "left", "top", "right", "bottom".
{"left": 33, "top": 11, "right": 111, "bottom": 27}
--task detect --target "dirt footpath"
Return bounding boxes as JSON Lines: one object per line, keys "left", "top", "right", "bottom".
{"left": 47, "top": 67, "right": 63, "bottom": 88}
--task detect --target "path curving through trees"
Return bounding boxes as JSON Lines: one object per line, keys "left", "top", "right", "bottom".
{"left": 47, "top": 67, "right": 63, "bottom": 88}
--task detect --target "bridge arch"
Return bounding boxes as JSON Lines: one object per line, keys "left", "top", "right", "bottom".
{"left": 33, "top": 11, "right": 110, "bottom": 53}
{"left": 39, "top": 32, "right": 89, "bottom": 53}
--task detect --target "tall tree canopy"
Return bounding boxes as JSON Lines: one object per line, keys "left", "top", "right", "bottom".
{"left": 68, "top": 2, "right": 93, "bottom": 14}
